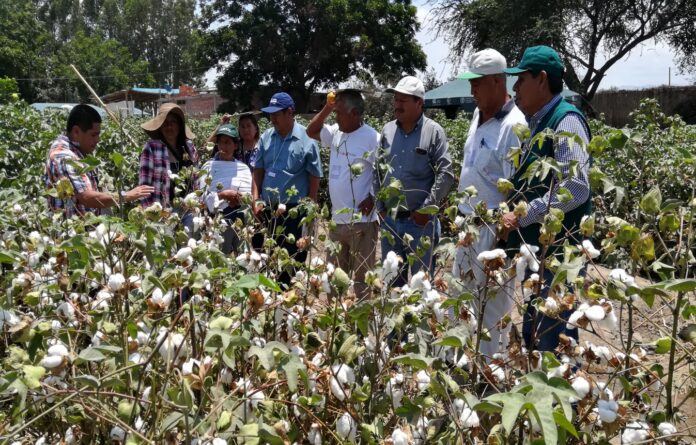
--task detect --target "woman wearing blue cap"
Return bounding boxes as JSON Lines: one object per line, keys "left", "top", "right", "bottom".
{"left": 200, "top": 124, "right": 253, "bottom": 253}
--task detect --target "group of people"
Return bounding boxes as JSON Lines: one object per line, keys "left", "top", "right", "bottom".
{"left": 45, "top": 45, "right": 592, "bottom": 358}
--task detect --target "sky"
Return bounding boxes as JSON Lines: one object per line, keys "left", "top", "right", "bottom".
{"left": 414, "top": 1, "right": 692, "bottom": 90}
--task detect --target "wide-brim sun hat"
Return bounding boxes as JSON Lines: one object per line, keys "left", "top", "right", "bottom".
{"left": 141, "top": 103, "right": 195, "bottom": 140}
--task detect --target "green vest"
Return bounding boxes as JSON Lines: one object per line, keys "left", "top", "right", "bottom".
{"left": 507, "top": 99, "right": 592, "bottom": 253}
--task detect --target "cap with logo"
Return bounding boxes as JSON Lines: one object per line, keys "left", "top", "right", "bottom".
{"left": 457, "top": 48, "right": 507, "bottom": 80}
{"left": 503, "top": 45, "right": 565, "bottom": 78}
{"left": 386, "top": 76, "right": 425, "bottom": 99}
{"left": 215, "top": 124, "right": 239, "bottom": 140}
{"left": 261, "top": 92, "right": 296, "bottom": 113}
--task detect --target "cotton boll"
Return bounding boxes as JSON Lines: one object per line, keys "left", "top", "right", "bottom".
{"left": 64, "top": 426, "right": 76, "bottom": 444}
{"left": 41, "top": 355, "right": 64, "bottom": 369}
{"left": 410, "top": 271, "right": 431, "bottom": 292}
{"left": 48, "top": 344, "right": 69, "bottom": 358}
{"left": 566, "top": 310, "right": 585, "bottom": 330}
{"left": 0, "top": 309, "right": 20, "bottom": 329}
{"left": 657, "top": 422, "right": 677, "bottom": 437}
{"left": 460, "top": 406, "right": 480, "bottom": 428}
{"left": 336, "top": 412, "right": 357, "bottom": 441}
{"left": 547, "top": 363, "right": 569, "bottom": 379}
{"left": 386, "top": 374, "right": 404, "bottom": 408}
{"left": 609, "top": 268, "right": 637, "bottom": 287}
{"left": 489, "top": 364, "right": 505, "bottom": 382}
{"left": 580, "top": 239, "right": 601, "bottom": 259}
{"left": 584, "top": 305, "right": 606, "bottom": 322}
{"left": 110, "top": 425, "right": 126, "bottom": 442}
{"left": 56, "top": 301, "right": 75, "bottom": 320}
{"left": 597, "top": 400, "right": 618, "bottom": 423}
{"left": 174, "top": 246, "right": 193, "bottom": 263}
{"left": 571, "top": 377, "right": 590, "bottom": 401}
{"left": 476, "top": 248, "right": 506, "bottom": 262}
{"left": 108, "top": 273, "right": 126, "bottom": 292}
{"left": 391, "top": 428, "right": 409, "bottom": 445}
{"left": 91, "top": 290, "right": 112, "bottom": 311}
{"left": 308, "top": 423, "right": 322, "bottom": 445}
{"left": 382, "top": 251, "right": 402, "bottom": 283}
{"left": 220, "top": 367, "right": 234, "bottom": 385}
{"left": 416, "top": 370, "right": 431, "bottom": 391}
{"left": 330, "top": 364, "right": 355, "bottom": 401}
{"left": 621, "top": 421, "right": 650, "bottom": 444}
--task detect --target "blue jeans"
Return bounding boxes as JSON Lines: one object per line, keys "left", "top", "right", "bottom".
{"left": 522, "top": 268, "right": 580, "bottom": 351}
{"left": 381, "top": 215, "right": 440, "bottom": 287}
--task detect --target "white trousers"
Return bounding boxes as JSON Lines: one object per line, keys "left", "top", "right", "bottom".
{"left": 453, "top": 223, "right": 514, "bottom": 360}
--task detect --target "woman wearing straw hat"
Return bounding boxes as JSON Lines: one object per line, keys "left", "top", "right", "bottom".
{"left": 139, "top": 103, "right": 199, "bottom": 218}
{"left": 200, "top": 124, "right": 252, "bottom": 253}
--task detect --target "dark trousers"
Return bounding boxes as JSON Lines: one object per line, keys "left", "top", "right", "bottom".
{"left": 522, "top": 268, "right": 580, "bottom": 352}
{"left": 252, "top": 204, "right": 306, "bottom": 287}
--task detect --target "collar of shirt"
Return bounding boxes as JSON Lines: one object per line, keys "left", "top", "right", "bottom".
{"left": 494, "top": 98, "right": 517, "bottom": 120}
{"left": 271, "top": 121, "right": 303, "bottom": 142}
{"left": 58, "top": 134, "right": 85, "bottom": 159}
{"left": 396, "top": 113, "right": 424, "bottom": 135}
{"left": 527, "top": 94, "right": 562, "bottom": 133}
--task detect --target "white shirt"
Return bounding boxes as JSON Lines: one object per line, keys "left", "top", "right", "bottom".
{"left": 200, "top": 159, "right": 252, "bottom": 213}
{"left": 458, "top": 100, "right": 526, "bottom": 215}
{"left": 320, "top": 123, "right": 380, "bottom": 224}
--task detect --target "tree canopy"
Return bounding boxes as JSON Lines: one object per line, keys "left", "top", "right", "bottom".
{"left": 429, "top": 0, "right": 696, "bottom": 101}
{"left": 199, "top": 0, "right": 427, "bottom": 112}
{"left": 2, "top": 0, "right": 201, "bottom": 102}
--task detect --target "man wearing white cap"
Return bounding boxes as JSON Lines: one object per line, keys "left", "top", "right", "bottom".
{"left": 367, "top": 75, "right": 454, "bottom": 287}
{"left": 454, "top": 49, "right": 526, "bottom": 359}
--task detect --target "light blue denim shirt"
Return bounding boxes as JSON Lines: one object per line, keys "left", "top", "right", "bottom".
{"left": 255, "top": 122, "right": 322, "bottom": 205}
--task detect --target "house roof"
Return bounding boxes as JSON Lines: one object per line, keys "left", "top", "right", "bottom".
{"left": 101, "top": 87, "right": 180, "bottom": 103}
{"left": 424, "top": 78, "right": 580, "bottom": 108}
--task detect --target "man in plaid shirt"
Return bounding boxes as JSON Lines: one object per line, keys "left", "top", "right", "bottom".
{"left": 45, "top": 105, "right": 154, "bottom": 217}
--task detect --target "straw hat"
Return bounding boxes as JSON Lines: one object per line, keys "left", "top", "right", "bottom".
{"left": 141, "top": 103, "right": 195, "bottom": 140}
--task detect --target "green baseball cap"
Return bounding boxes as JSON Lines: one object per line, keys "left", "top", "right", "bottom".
{"left": 215, "top": 124, "right": 239, "bottom": 140}
{"left": 504, "top": 45, "right": 565, "bottom": 78}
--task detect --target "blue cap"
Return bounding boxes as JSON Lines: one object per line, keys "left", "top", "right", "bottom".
{"left": 261, "top": 92, "right": 295, "bottom": 113}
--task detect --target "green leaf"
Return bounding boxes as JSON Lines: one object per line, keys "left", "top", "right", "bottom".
{"left": 393, "top": 353, "right": 435, "bottom": 370}
{"left": 0, "top": 250, "right": 17, "bottom": 264}
{"left": 22, "top": 365, "right": 45, "bottom": 389}
{"left": 77, "top": 347, "right": 107, "bottom": 362}
{"left": 526, "top": 390, "right": 557, "bottom": 445}
{"left": 234, "top": 273, "right": 281, "bottom": 292}
{"left": 209, "top": 316, "right": 235, "bottom": 330}
{"left": 416, "top": 205, "right": 440, "bottom": 215}
{"left": 485, "top": 392, "right": 525, "bottom": 434}
{"left": 239, "top": 423, "right": 260, "bottom": 445}
{"left": 279, "top": 353, "right": 306, "bottom": 392}
{"left": 74, "top": 374, "right": 101, "bottom": 389}
{"left": 247, "top": 341, "right": 288, "bottom": 370}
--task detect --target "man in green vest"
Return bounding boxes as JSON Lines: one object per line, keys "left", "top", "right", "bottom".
{"left": 500, "top": 46, "right": 592, "bottom": 352}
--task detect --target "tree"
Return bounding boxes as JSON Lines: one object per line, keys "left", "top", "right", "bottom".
{"left": 0, "top": 0, "right": 52, "bottom": 102}
{"left": 51, "top": 32, "right": 155, "bottom": 102}
{"left": 199, "top": 0, "right": 427, "bottom": 112}
{"left": 428, "top": 0, "right": 696, "bottom": 101}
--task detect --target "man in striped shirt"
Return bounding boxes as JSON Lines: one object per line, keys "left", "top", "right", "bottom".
{"left": 500, "top": 46, "right": 592, "bottom": 352}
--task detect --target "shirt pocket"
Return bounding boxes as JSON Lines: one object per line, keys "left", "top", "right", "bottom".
{"left": 284, "top": 146, "right": 305, "bottom": 174}
{"left": 407, "top": 146, "right": 432, "bottom": 178}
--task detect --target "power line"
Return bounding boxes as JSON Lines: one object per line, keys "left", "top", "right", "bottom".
{"left": 12, "top": 65, "right": 218, "bottom": 82}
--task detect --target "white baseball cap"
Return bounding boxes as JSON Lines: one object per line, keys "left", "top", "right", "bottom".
{"left": 386, "top": 75, "right": 425, "bottom": 99}
{"left": 457, "top": 49, "right": 507, "bottom": 79}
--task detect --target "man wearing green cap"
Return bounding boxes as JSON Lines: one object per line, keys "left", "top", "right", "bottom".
{"left": 501, "top": 45, "right": 592, "bottom": 352}
{"left": 454, "top": 48, "right": 526, "bottom": 360}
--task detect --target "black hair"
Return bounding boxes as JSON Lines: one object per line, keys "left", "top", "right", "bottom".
{"left": 238, "top": 113, "right": 260, "bottom": 141}
{"left": 531, "top": 70, "right": 564, "bottom": 95}
{"left": 66, "top": 104, "right": 101, "bottom": 134}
